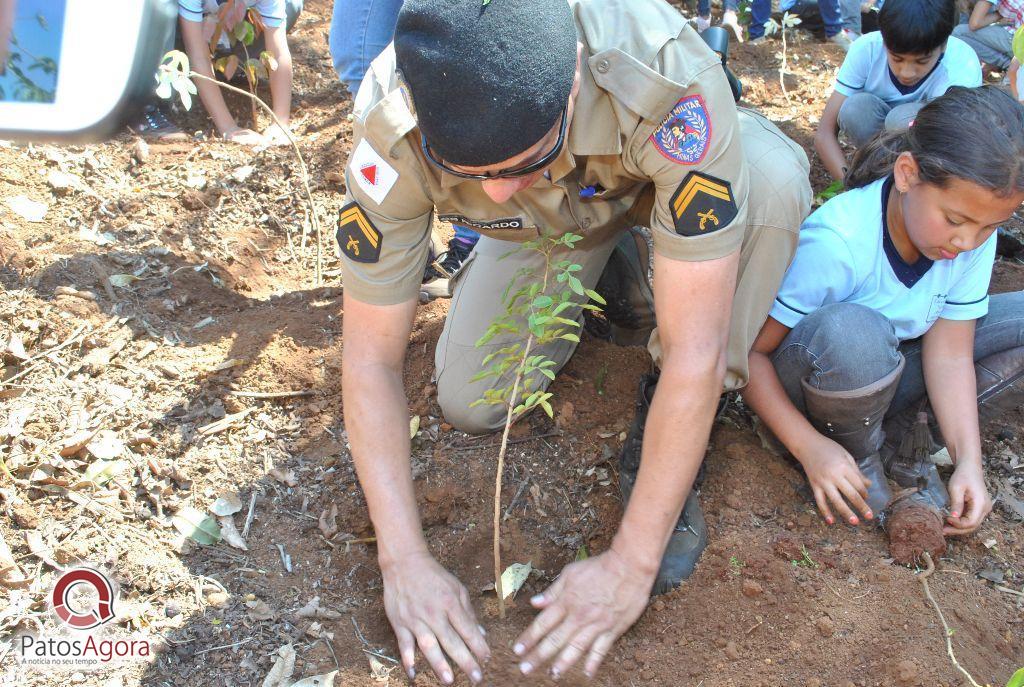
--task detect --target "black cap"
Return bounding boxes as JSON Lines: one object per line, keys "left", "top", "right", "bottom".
{"left": 394, "top": 0, "right": 578, "bottom": 167}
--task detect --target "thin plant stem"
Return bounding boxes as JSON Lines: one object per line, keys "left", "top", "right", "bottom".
{"left": 492, "top": 243, "right": 555, "bottom": 619}
{"left": 919, "top": 552, "right": 983, "bottom": 687}
{"left": 780, "top": 28, "right": 791, "bottom": 104}
{"left": 187, "top": 71, "right": 323, "bottom": 286}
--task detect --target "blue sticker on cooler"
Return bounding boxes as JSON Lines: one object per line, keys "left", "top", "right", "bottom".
{"left": 649, "top": 95, "right": 712, "bottom": 165}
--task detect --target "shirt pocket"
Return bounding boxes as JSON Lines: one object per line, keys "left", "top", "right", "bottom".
{"left": 925, "top": 294, "right": 947, "bottom": 323}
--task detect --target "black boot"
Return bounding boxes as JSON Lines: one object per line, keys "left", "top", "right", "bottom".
{"left": 619, "top": 374, "right": 711, "bottom": 596}
{"left": 700, "top": 26, "right": 743, "bottom": 102}
{"left": 422, "top": 236, "right": 475, "bottom": 299}
{"left": 591, "top": 228, "right": 655, "bottom": 346}
{"left": 800, "top": 357, "right": 905, "bottom": 524}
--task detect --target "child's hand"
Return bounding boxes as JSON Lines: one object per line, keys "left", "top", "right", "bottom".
{"left": 262, "top": 122, "right": 293, "bottom": 147}
{"left": 943, "top": 463, "right": 992, "bottom": 536}
{"left": 796, "top": 435, "right": 874, "bottom": 526}
{"left": 223, "top": 127, "right": 267, "bottom": 146}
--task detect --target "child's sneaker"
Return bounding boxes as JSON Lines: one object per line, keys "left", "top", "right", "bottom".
{"left": 827, "top": 29, "right": 856, "bottom": 52}
{"left": 722, "top": 10, "right": 744, "bottom": 42}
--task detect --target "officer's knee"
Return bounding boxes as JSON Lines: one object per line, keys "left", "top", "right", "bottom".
{"left": 437, "top": 392, "right": 505, "bottom": 435}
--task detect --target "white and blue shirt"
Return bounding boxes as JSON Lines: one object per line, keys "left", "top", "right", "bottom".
{"left": 770, "top": 176, "right": 996, "bottom": 340}
{"left": 834, "top": 32, "right": 982, "bottom": 106}
{"left": 178, "top": 0, "right": 286, "bottom": 28}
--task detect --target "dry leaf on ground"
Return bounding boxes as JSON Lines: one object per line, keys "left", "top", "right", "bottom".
{"left": 261, "top": 643, "right": 296, "bottom": 687}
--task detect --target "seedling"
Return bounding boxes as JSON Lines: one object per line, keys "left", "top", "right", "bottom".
{"left": 763, "top": 12, "right": 801, "bottom": 103}
{"left": 156, "top": 50, "right": 325, "bottom": 286}
{"left": 791, "top": 545, "right": 818, "bottom": 569}
{"left": 471, "top": 232, "right": 604, "bottom": 617}
{"left": 729, "top": 555, "right": 746, "bottom": 576}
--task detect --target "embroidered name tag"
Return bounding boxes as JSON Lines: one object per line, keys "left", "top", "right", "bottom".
{"left": 437, "top": 214, "right": 525, "bottom": 231}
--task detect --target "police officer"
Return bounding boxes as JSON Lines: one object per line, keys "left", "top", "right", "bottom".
{"left": 339, "top": 0, "right": 811, "bottom": 683}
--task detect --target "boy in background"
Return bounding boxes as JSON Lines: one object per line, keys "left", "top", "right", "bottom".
{"left": 814, "top": 0, "right": 981, "bottom": 180}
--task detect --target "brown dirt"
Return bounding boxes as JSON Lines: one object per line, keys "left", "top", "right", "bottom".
{"left": 1, "top": 2, "right": 1023, "bottom": 687}
{"left": 887, "top": 502, "right": 948, "bottom": 566}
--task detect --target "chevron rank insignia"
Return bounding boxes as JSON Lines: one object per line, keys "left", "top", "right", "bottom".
{"left": 669, "top": 172, "right": 737, "bottom": 237}
{"left": 336, "top": 202, "right": 382, "bottom": 263}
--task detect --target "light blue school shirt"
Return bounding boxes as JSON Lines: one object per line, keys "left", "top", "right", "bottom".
{"left": 833, "top": 32, "right": 982, "bottom": 105}
{"left": 770, "top": 176, "right": 996, "bottom": 340}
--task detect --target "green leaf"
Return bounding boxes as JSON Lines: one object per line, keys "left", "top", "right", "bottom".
{"left": 539, "top": 399, "right": 554, "bottom": 418}
{"left": 575, "top": 544, "right": 590, "bottom": 561}
{"left": 568, "top": 275, "right": 585, "bottom": 296}
{"left": 567, "top": 264, "right": 582, "bottom": 272}
{"left": 512, "top": 403, "right": 526, "bottom": 415}
{"left": 552, "top": 316, "right": 580, "bottom": 327}
{"left": 539, "top": 369, "right": 556, "bottom": 380}
{"left": 172, "top": 506, "right": 222, "bottom": 545}
{"left": 584, "top": 289, "right": 607, "bottom": 305}
{"left": 1006, "top": 667, "right": 1024, "bottom": 687}
{"left": 532, "top": 295, "right": 553, "bottom": 309}
{"left": 559, "top": 333, "right": 580, "bottom": 343}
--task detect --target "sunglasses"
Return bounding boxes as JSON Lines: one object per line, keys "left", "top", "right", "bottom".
{"left": 420, "top": 108, "right": 568, "bottom": 180}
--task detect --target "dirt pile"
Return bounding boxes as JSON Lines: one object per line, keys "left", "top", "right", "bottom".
{"left": 888, "top": 501, "right": 947, "bottom": 565}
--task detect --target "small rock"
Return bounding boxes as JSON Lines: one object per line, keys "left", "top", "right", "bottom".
{"left": 742, "top": 579, "right": 763, "bottom": 597}
{"left": 133, "top": 138, "right": 149, "bottom": 164}
{"left": 164, "top": 602, "right": 182, "bottom": 618}
{"left": 206, "top": 591, "right": 229, "bottom": 608}
{"left": 724, "top": 641, "right": 741, "bottom": 660}
{"left": 651, "top": 599, "right": 665, "bottom": 612}
{"left": 815, "top": 616, "right": 834, "bottom": 638}
{"left": 725, "top": 490, "right": 745, "bottom": 510}
{"left": 894, "top": 659, "right": 918, "bottom": 685}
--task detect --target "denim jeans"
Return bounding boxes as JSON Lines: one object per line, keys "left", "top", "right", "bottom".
{"left": 698, "top": 0, "right": 738, "bottom": 19}
{"left": 771, "top": 292, "right": 1024, "bottom": 419}
{"left": 951, "top": 23, "right": 1013, "bottom": 70}
{"left": 838, "top": 93, "right": 924, "bottom": 147}
{"left": 329, "top": 0, "right": 403, "bottom": 97}
{"left": 748, "top": 0, "right": 842, "bottom": 39}
{"left": 748, "top": 0, "right": 773, "bottom": 39}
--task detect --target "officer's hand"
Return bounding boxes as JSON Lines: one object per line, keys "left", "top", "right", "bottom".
{"left": 513, "top": 549, "right": 650, "bottom": 679}
{"left": 797, "top": 435, "right": 874, "bottom": 526}
{"left": 381, "top": 551, "right": 489, "bottom": 684}
{"left": 944, "top": 462, "right": 993, "bottom": 536}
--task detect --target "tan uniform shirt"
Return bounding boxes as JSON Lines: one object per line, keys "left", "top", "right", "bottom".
{"left": 339, "top": 0, "right": 749, "bottom": 306}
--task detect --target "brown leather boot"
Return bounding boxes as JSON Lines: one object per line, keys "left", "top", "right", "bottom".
{"left": 881, "top": 345, "right": 1024, "bottom": 511}
{"left": 800, "top": 356, "right": 905, "bottom": 524}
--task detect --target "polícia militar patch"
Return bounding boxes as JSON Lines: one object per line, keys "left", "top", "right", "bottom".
{"left": 650, "top": 95, "right": 712, "bottom": 165}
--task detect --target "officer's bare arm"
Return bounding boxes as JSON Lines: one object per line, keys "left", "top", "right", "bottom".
{"left": 814, "top": 91, "right": 850, "bottom": 181}
{"left": 611, "top": 249, "right": 739, "bottom": 571}
{"left": 341, "top": 294, "right": 427, "bottom": 561}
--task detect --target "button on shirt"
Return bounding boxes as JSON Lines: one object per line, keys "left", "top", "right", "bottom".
{"left": 770, "top": 176, "right": 996, "bottom": 340}
{"left": 339, "top": 0, "right": 749, "bottom": 306}
{"left": 833, "top": 33, "right": 982, "bottom": 106}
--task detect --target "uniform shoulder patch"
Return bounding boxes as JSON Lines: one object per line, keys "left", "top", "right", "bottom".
{"left": 650, "top": 95, "right": 712, "bottom": 165}
{"left": 337, "top": 202, "right": 382, "bottom": 263}
{"left": 349, "top": 139, "right": 399, "bottom": 205}
{"left": 669, "top": 172, "right": 737, "bottom": 237}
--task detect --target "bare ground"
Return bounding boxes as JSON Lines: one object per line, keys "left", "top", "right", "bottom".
{"left": 1, "top": 2, "right": 1022, "bottom": 686}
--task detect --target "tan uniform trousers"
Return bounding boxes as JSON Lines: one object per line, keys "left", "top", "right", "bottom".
{"left": 435, "top": 112, "right": 812, "bottom": 433}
